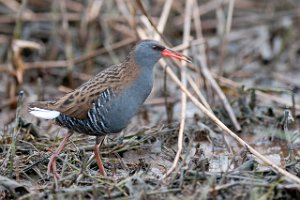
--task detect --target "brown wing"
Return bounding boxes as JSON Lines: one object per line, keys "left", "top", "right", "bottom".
{"left": 28, "top": 85, "right": 107, "bottom": 119}
{"left": 48, "top": 87, "right": 106, "bottom": 119}
{"left": 30, "top": 60, "right": 140, "bottom": 119}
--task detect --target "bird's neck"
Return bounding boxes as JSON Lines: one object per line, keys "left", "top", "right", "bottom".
{"left": 134, "top": 53, "right": 158, "bottom": 71}
{"left": 125, "top": 56, "right": 154, "bottom": 97}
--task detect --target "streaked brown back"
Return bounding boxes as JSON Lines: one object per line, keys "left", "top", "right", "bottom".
{"left": 30, "top": 55, "right": 140, "bottom": 119}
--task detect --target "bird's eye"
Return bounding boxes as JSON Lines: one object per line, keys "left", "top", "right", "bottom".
{"left": 152, "top": 45, "right": 164, "bottom": 51}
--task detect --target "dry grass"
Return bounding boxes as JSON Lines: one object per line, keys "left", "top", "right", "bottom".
{"left": 1, "top": 0, "right": 300, "bottom": 199}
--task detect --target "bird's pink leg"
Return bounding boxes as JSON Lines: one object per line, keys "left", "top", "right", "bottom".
{"left": 94, "top": 136, "right": 107, "bottom": 176}
{"left": 47, "top": 131, "right": 73, "bottom": 178}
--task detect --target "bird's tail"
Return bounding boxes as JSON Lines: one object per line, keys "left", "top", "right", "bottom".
{"left": 28, "top": 101, "right": 60, "bottom": 119}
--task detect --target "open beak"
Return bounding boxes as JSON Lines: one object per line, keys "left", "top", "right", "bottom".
{"left": 161, "top": 49, "right": 192, "bottom": 63}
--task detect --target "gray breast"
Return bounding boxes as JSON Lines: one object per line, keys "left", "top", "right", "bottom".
{"left": 102, "top": 70, "right": 154, "bottom": 133}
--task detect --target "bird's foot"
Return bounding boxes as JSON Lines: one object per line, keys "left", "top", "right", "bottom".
{"left": 99, "top": 164, "right": 107, "bottom": 176}
{"left": 46, "top": 131, "right": 73, "bottom": 179}
{"left": 47, "top": 153, "right": 60, "bottom": 178}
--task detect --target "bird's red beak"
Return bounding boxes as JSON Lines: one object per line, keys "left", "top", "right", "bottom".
{"left": 161, "top": 49, "right": 192, "bottom": 63}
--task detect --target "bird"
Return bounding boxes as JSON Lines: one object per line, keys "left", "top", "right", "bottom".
{"left": 28, "top": 40, "right": 192, "bottom": 177}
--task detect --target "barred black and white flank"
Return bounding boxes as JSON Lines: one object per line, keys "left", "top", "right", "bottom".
{"left": 55, "top": 89, "right": 114, "bottom": 135}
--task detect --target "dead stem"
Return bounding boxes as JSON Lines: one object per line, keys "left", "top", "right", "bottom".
{"left": 195, "top": 56, "right": 241, "bottom": 131}
{"left": 136, "top": 3, "right": 300, "bottom": 186}
{"left": 8, "top": 91, "right": 24, "bottom": 177}
{"left": 216, "top": 75, "right": 300, "bottom": 111}
{"left": 218, "top": 0, "right": 235, "bottom": 76}
{"left": 1, "top": 1, "right": 300, "bottom": 199}
{"left": 281, "top": 109, "right": 295, "bottom": 162}
{"left": 163, "top": 0, "right": 193, "bottom": 178}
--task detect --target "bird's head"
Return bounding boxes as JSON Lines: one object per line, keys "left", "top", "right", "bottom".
{"left": 134, "top": 40, "right": 192, "bottom": 68}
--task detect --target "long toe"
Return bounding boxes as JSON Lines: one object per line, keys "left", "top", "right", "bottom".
{"left": 47, "top": 154, "right": 60, "bottom": 178}
{"left": 99, "top": 165, "right": 107, "bottom": 176}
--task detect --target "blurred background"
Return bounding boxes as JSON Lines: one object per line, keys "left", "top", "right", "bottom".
{"left": 1, "top": 0, "right": 300, "bottom": 199}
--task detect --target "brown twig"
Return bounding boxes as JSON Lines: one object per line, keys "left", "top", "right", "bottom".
{"left": 138, "top": 20, "right": 300, "bottom": 185}
{"left": 23, "top": 37, "right": 136, "bottom": 70}
{"left": 135, "top": 0, "right": 169, "bottom": 45}
{"left": 216, "top": 75, "right": 300, "bottom": 111}
{"left": 218, "top": 0, "right": 235, "bottom": 75}
{"left": 186, "top": 75, "right": 213, "bottom": 113}
{"left": 195, "top": 55, "right": 241, "bottom": 131}
{"left": 163, "top": 0, "right": 193, "bottom": 178}
{"left": 190, "top": 8, "right": 241, "bottom": 131}
{"left": 154, "top": 0, "right": 173, "bottom": 41}
{"left": 163, "top": 62, "right": 300, "bottom": 183}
